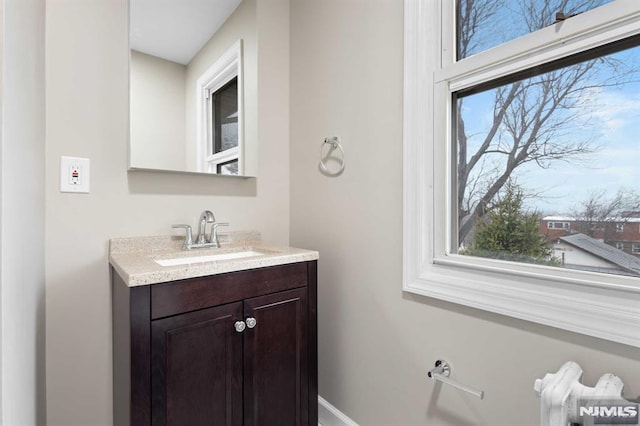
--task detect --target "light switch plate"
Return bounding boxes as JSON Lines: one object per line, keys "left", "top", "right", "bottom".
{"left": 60, "top": 156, "right": 90, "bottom": 193}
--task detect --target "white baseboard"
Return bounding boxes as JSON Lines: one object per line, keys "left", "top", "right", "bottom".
{"left": 318, "top": 396, "right": 359, "bottom": 426}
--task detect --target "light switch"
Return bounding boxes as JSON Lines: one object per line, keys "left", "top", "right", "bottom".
{"left": 60, "top": 156, "right": 90, "bottom": 193}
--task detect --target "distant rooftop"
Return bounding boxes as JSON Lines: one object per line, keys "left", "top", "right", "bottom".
{"left": 543, "top": 216, "right": 577, "bottom": 221}
{"left": 543, "top": 215, "right": 640, "bottom": 223}
{"left": 559, "top": 233, "right": 640, "bottom": 276}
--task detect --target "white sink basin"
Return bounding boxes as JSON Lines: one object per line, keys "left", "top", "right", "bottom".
{"left": 155, "top": 250, "right": 266, "bottom": 267}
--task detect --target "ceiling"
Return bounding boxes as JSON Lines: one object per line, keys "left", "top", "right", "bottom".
{"left": 130, "top": 0, "right": 243, "bottom": 65}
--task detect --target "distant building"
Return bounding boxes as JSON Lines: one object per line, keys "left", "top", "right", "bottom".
{"left": 553, "top": 233, "right": 640, "bottom": 277}
{"left": 541, "top": 215, "right": 640, "bottom": 259}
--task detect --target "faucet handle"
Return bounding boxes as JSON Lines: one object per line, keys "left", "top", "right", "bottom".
{"left": 208, "top": 222, "right": 230, "bottom": 246}
{"left": 172, "top": 224, "right": 193, "bottom": 250}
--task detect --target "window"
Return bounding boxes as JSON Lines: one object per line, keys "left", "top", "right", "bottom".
{"left": 633, "top": 243, "right": 640, "bottom": 254}
{"left": 548, "top": 222, "right": 570, "bottom": 230}
{"left": 455, "top": 36, "right": 640, "bottom": 272}
{"left": 616, "top": 242, "right": 624, "bottom": 250}
{"left": 197, "top": 40, "right": 243, "bottom": 175}
{"left": 208, "top": 77, "right": 239, "bottom": 175}
{"left": 457, "top": 0, "right": 616, "bottom": 59}
{"left": 404, "top": 0, "right": 640, "bottom": 347}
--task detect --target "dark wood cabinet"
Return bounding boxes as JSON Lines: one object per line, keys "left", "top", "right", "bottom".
{"left": 151, "top": 302, "right": 243, "bottom": 426}
{"left": 244, "top": 288, "right": 308, "bottom": 426}
{"left": 113, "top": 261, "right": 317, "bottom": 426}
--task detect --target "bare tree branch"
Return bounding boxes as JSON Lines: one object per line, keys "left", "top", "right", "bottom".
{"left": 456, "top": 0, "right": 638, "bottom": 244}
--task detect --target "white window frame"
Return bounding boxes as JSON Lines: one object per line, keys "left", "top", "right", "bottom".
{"left": 196, "top": 40, "right": 244, "bottom": 174}
{"left": 616, "top": 242, "right": 625, "bottom": 251}
{"left": 633, "top": 243, "right": 640, "bottom": 254}
{"left": 403, "top": 0, "right": 640, "bottom": 347}
{"left": 616, "top": 223, "right": 625, "bottom": 232}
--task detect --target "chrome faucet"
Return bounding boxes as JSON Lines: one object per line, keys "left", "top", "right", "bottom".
{"left": 196, "top": 210, "right": 215, "bottom": 244}
{"left": 172, "top": 210, "right": 229, "bottom": 250}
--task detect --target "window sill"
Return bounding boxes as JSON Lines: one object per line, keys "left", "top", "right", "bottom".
{"left": 403, "top": 255, "right": 640, "bottom": 348}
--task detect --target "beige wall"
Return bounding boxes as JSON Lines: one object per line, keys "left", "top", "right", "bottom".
{"left": 1, "top": 0, "right": 46, "bottom": 424}
{"left": 289, "top": 1, "right": 640, "bottom": 425}
{"left": 41, "top": 0, "right": 639, "bottom": 424}
{"left": 44, "top": 0, "right": 288, "bottom": 424}
{"left": 129, "top": 50, "right": 187, "bottom": 171}
{"left": 185, "top": 0, "right": 258, "bottom": 175}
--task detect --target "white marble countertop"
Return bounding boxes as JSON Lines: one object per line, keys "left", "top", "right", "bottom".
{"left": 109, "top": 231, "right": 319, "bottom": 287}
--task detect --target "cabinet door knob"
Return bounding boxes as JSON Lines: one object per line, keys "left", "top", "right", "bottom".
{"left": 246, "top": 317, "right": 257, "bottom": 328}
{"left": 234, "top": 321, "right": 246, "bottom": 332}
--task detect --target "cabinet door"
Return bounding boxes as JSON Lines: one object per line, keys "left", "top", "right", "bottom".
{"left": 243, "top": 288, "right": 308, "bottom": 426}
{"left": 151, "top": 302, "right": 243, "bottom": 426}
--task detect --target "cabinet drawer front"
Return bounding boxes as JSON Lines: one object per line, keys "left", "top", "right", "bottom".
{"left": 151, "top": 262, "right": 308, "bottom": 319}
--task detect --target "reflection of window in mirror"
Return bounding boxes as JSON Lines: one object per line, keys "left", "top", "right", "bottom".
{"left": 197, "top": 40, "right": 243, "bottom": 175}
{"left": 207, "top": 77, "right": 239, "bottom": 175}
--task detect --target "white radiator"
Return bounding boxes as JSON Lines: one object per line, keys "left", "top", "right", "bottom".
{"left": 534, "top": 361, "right": 637, "bottom": 426}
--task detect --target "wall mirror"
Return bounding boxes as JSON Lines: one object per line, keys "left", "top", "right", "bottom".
{"left": 129, "top": 0, "right": 257, "bottom": 177}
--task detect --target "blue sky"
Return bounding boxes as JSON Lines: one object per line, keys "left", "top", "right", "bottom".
{"left": 461, "top": 72, "right": 640, "bottom": 214}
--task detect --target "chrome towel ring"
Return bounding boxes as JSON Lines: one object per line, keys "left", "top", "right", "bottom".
{"left": 319, "top": 136, "right": 345, "bottom": 176}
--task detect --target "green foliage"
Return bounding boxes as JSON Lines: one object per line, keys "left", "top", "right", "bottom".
{"left": 464, "top": 182, "right": 558, "bottom": 265}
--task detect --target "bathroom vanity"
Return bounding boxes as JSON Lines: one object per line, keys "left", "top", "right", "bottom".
{"left": 110, "top": 233, "right": 318, "bottom": 426}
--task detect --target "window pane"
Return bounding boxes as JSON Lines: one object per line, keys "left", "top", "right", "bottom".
{"left": 217, "top": 159, "right": 238, "bottom": 175}
{"left": 455, "top": 42, "right": 640, "bottom": 277}
{"left": 213, "top": 77, "right": 238, "bottom": 153}
{"left": 457, "top": 0, "right": 615, "bottom": 59}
